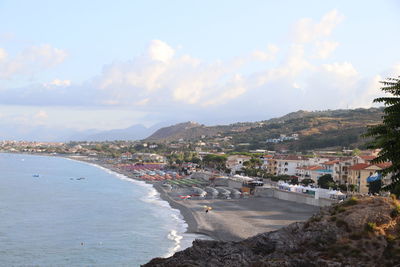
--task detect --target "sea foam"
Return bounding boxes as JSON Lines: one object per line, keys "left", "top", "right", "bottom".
{"left": 66, "top": 158, "right": 189, "bottom": 257}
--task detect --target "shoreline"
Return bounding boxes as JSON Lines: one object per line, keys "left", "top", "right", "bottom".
{"left": 66, "top": 156, "right": 318, "bottom": 242}
{"left": 5, "top": 153, "right": 319, "bottom": 243}
{"left": 66, "top": 156, "right": 221, "bottom": 240}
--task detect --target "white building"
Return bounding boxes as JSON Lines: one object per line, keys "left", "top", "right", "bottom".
{"left": 226, "top": 155, "right": 251, "bottom": 174}
{"left": 274, "top": 155, "right": 308, "bottom": 176}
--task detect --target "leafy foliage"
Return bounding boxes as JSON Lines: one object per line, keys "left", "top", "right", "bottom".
{"left": 301, "top": 178, "right": 315, "bottom": 186}
{"left": 202, "top": 154, "right": 227, "bottom": 170}
{"left": 318, "top": 174, "right": 335, "bottom": 189}
{"left": 364, "top": 76, "right": 400, "bottom": 193}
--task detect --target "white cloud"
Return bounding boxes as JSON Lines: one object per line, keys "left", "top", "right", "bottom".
{"left": 350, "top": 75, "right": 383, "bottom": 108}
{"left": 293, "top": 9, "right": 344, "bottom": 43}
{"left": 314, "top": 41, "right": 339, "bottom": 59}
{"left": 389, "top": 63, "right": 400, "bottom": 77}
{"left": 322, "top": 62, "right": 358, "bottom": 77}
{"left": 0, "top": 44, "right": 67, "bottom": 79}
{"left": 252, "top": 44, "right": 279, "bottom": 61}
{"left": 95, "top": 40, "right": 247, "bottom": 107}
{"left": 147, "top": 40, "right": 175, "bottom": 63}
{"left": 0, "top": 9, "right": 394, "bottom": 128}
{"left": 34, "top": 110, "right": 48, "bottom": 120}
{"left": 292, "top": 82, "right": 301, "bottom": 89}
{"left": 0, "top": 48, "right": 7, "bottom": 61}
{"left": 44, "top": 79, "right": 71, "bottom": 88}
{"left": 135, "top": 98, "right": 149, "bottom": 106}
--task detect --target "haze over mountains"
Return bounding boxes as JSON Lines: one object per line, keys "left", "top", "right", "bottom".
{"left": 0, "top": 123, "right": 166, "bottom": 142}
{"left": 146, "top": 108, "right": 383, "bottom": 147}
{"left": 0, "top": 107, "right": 383, "bottom": 144}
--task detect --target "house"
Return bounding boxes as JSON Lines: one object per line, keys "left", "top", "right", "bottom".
{"left": 260, "top": 155, "right": 273, "bottom": 169}
{"left": 321, "top": 160, "right": 340, "bottom": 182}
{"left": 310, "top": 167, "right": 334, "bottom": 183}
{"left": 274, "top": 155, "right": 308, "bottom": 176}
{"left": 348, "top": 162, "right": 392, "bottom": 194}
{"left": 356, "top": 155, "right": 376, "bottom": 164}
{"left": 296, "top": 165, "right": 323, "bottom": 182}
{"left": 226, "top": 155, "right": 251, "bottom": 174}
{"left": 266, "top": 133, "right": 299, "bottom": 143}
{"left": 120, "top": 152, "right": 133, "bottom": 160}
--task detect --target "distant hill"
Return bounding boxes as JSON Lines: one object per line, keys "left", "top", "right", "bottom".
{"left": 69, "top": 124, "right": 158, "bottom": 142}
{"left": 146, "top": 122, "right": 207, "bottom": 141}
{"left": 146, "top": 121, "right": 256, "bottom": 142}
{"left": 145, "top": 108, "right": 384, "bottom": 150}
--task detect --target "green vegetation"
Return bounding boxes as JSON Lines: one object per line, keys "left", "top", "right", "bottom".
{"left": 390, "top": 203, "right": 400, "bottom": 218}
{"left": 146, "top": 108, "right": 383, "bottom": 152}
{"left": 300, "top": 178, "right": 315, "bottom": 186}
{"left": 364, "top": 76, "right": 400, "bottom": 194}
{"left": 202, "top": 154, "right": 227, "bottom": 170}
{"left": 318, "top": 174, "right": 335, "bottom": 189}
{"left": 365, "top": 222, "right": 377, "bottom": 232}
{"left": 343, "top": 197, "right": 358, "bottom": 206}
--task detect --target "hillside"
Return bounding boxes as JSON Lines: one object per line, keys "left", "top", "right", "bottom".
{"left": 144, "top": 196, "right": 400, "bottom": 266}
{"left": 145, "top": 108, "right": 383, "bottom": 150}
{"left": 146, "top": 121, "right": 253, "bottom": 142}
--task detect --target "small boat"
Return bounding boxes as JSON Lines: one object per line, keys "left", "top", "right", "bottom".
{"left": 32, "top": 174, "right": 40, "bottom": 177}
{"left": 76, "top": 177, "right": 85, "bottom": 180}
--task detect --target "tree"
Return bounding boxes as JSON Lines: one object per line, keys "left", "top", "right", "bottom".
{"left": 317, "top": 174, "right": 335, "bottom": 189}
{"left": 301, "top": 178, "right": 315, "bottom": 186}
{"left": 243, "top": 158, "right": 263, "bottom": 169}
{"left": 203, "top": 154, "right": 227, "bottom": 170}
{"left": 191, "top": 157, "right": 201, "bottom": 164}
{"left": 348, "top": 184, "right": 357, "bottom": 192}
{"left": 364, "top": 76, "right": 400, "bottom": 194}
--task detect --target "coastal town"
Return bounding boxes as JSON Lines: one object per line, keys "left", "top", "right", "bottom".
{"left": 2, "top": 1, "right": 400, "bottom": 265}
{"left": 0, "top": 138, "right": 390, "bottom": 197}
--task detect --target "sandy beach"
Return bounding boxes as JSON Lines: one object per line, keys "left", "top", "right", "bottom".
{"left": 154, "top": 183, "right": 318, "bottom": 241}
{"left": 68, "top": 156, "right": 319, "bottom": 242}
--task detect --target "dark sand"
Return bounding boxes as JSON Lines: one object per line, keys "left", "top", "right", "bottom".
{"left": 154, "top": 183, "right": 319, "bottom": 241}
{"left": 68, "top": 156, "right": 319, "bottom": 242}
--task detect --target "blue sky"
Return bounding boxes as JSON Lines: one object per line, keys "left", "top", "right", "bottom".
{"left": 0, "top": 0, "right": 399, "bottom": 134}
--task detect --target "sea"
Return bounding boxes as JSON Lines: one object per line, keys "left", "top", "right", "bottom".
{"left": 0, "top": 153, "right": 207, "bottom": 266}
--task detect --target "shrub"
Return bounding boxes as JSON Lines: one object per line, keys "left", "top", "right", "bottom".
{"left": 337, "top": 207, "right": 346, "bottom": 213}
{"left": 329, "top": 216, "right": 337, "bottom": 222}
{"left": 310, "top": 215, "right": 322, "bottom": 223}
{"left": 390, "top": 205, "right": 400, "bottom": 218}
{"left": 365, "top": 222, "right": 377, "bottom": 232}
{"left": 343, "top": 196, "right": 358, "bottom": 206}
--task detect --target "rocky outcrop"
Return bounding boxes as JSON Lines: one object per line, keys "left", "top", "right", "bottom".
{"left": 144, "top": 196, "right": 400, "bottom": 266}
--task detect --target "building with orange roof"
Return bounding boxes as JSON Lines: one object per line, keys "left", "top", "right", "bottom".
{"left": 348, "top": 162, "right": 392, "bottom": 194}
{"left": 296, "top": 165, "right": 324, "bottom": 182}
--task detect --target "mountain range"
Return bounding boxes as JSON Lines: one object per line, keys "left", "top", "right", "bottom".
{"left": 0, "top": 108, "right": 383, "bottom": 147}
{"left": 146, "top": 107, "right": 384, "bottom": 150}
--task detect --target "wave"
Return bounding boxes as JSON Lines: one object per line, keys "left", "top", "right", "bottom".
{"left": 65, "top": 157, "right": 189, "bottom": 258}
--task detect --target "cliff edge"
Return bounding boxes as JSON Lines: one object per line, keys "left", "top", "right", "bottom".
{"left": 144, "top": 196, "right": 400, "bottom": 266}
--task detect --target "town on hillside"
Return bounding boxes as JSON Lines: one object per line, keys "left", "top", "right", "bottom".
{"left": 0, "top": 138, "right": 391, "bottom": 197}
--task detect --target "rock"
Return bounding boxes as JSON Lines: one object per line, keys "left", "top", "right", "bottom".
{"left": 143, "top": 196, "right": 400, "bottom": 267}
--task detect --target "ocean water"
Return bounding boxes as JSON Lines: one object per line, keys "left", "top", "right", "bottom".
{"left": 0, "top": 153, "right": 205, "bottom": 266}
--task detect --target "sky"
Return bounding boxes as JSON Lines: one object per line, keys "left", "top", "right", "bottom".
{"left": 0, "top": 0, "right": 399, "bottom": 135}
